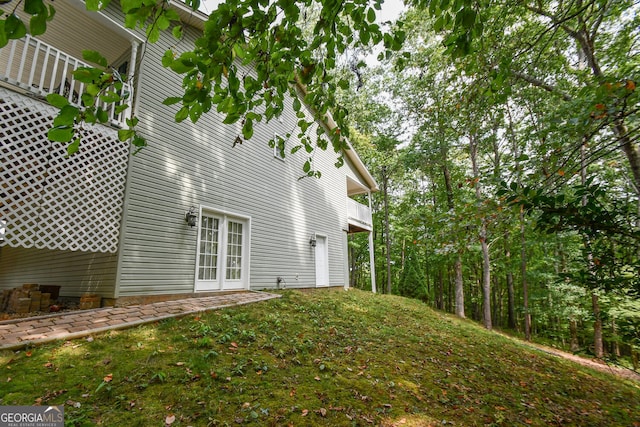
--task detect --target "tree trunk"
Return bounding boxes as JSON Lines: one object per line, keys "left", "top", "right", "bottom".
{"left": 454, "top": 256, "right": 465, "bottom": 318}
{"left": 469, "top": 133, "right": 492, "bottom": 329}
{"left": 436, "top": 268, "right": 444, "bottom": 310}
{"left": 480, "top": 225, "right": 492, "bottom": 330}
{"left": 592, "top": 292, "right": 604, "bottom": 358}
{"left": 569, "top": 318, "right": 579, "bottom": 352}
{"left": 611, "top": 320, "right": 620, "bottom": 358}
{"left": 441, "top": 146, "right": 465, "bottom": 318}
{"left": 579, "top": 142, "right": 604, "bottom": 359}
{"left": 505, "top": 232, "right": 516, "bottom": 329}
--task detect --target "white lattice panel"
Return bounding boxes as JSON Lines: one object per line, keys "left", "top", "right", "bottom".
{"left": 0, "top": 86, "right": 129, "bottom": 253}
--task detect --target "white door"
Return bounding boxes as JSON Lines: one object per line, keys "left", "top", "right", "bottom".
{"left": 315, "top": 234, "right": 329, "bottom": 287}
{"left": 195, "top": 212, "right": 248, "bottom": 291}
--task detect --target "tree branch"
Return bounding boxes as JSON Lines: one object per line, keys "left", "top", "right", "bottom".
{"left": 511, "top": 71, "right": 573, "bottom": 101}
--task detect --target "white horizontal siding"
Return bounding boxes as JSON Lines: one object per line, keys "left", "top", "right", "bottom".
{"left": 0, "top": 246, "right": 117, "bottom": 297}
{"left": 115, "top": 24, "right": 352, "bottom": 296}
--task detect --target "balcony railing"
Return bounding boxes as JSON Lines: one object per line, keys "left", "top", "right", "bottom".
{"left": 1, "top": 34, "right": 132, "bottom": 127}
{"left": 347, "top": 197, "right": 373, "bottom": 231}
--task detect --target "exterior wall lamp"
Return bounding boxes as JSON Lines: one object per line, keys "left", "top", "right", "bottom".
{"left": 185, "top": 206, "right": 198, "bottom": 228}
{"left": 309, "top": 233, "right": 317, "bottom": 247}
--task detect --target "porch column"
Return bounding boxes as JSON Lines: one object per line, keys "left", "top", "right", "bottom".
{"left": 368, "top": 190, "right": 376, "bottom": 293}
{"left": 127, "top": 41, "right": 138, "bottom": 83}
{"left": 125, "top": 41, "right": 139, "bottom": 122}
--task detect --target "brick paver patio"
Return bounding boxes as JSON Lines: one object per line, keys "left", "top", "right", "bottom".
{"left": 0, "top": 291, "right": 280, "bottom": 350}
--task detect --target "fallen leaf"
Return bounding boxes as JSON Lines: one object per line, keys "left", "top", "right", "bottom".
{"left": 165, "top": 414, "right": 176, "bottom": 425}
{"left": 6, "top": 377, "right": 11, "bottom": 382}
{"left": 301, "top": 409, "right": 309, "bottom": 417}
{"left": 314, "top": 376, "right": 321, "bottom": 381}
{"left": 103, "top": 374, "right": 113, "bottom": 383}
{"left": 176, "top": 362, "right": 185, "bottom": 366}
{"left": 26, "top": 351, "right": 32, "bottom": 357}
{"left": 318, "top": 408, "right": 327, "bottom": 417}
{"left": 44, "top": 362, "right": 53, "bottom": 369}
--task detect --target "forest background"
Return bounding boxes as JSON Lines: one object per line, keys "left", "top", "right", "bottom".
{"left": 343, "top": 0, "right": 640, "bottom": 369}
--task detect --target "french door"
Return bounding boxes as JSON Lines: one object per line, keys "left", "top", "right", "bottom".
{"left": 195, "top": 210, "right": 249, "bottom": 291}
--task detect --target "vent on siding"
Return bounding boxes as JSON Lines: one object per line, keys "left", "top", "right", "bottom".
{"left": 0, "top": 86, "right": 129, "bottom": 253}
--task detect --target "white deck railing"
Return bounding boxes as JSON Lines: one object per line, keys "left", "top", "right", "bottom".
{"left": 347, "top": 197, "right": 373, "bottom": 230}
{"left": 0, "top": 34, "right": 132, "bottom": 127}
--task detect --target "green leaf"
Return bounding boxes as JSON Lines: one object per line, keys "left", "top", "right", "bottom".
{"left": 85, "top": 0, "right": 110, "bottom": 11}
{"left": 114, "top": 104, "right": 129, "bottom": 114}
{"left": 30, "top": 13, "right": 47, "bottom": 36}
{"left": 172, "top": 25, "right": 182, "bottom": 39}
{"left": 47, "top": 126, "right": 74, "bottom": 143}
{"left": 233, "top": 43, "right": 245, "bottom": 59}
{"left": 81, "top": 93, "right": 96, "bottom": 107}
{"left": 0, "top": 21, "right": 7, "bottom": 49}
{"left": 96, "top": 108, "right": 109, "bottom": 123}
{"left": 223, "top": 113, "right": 240, "bottom": 124}
{"left": 132, "top": 135, "right": 146, "bottom": 147}
{"left": 125, "top": 116, "right": 138, "bottom": 127}
{"left": 170, "top": 60, "right": 193, "bottom": 74}
{"left": 82, "top": 50, "right": 108, "bottom": 68}
{"left": 53, "top": 105, "right": 79, "bottom": 127}
{"left": 366, "top": 7, "right": 376, "bottom": 23}
{"left": 67, "top": 138, "right": 81, "bottom": 156}
{"left": 175, "top": 106, "right": 189, "bottom": 122}
{"left": 163, "top": 97, "right": 182, "bottom": 106}
{"left": 242, "top": 118, "right": 254, "bottom": 140}
{"left": 161, "top": 50, "right": 175, "bottom": 68}
{"left": 85, "top": 83, "right": 100, "bottom": 96}
{"left": 99, "top": 91, "right": 121, "bottom": 103}
{"left": 73, "top": 67, "right": 102, "bottom": 83}
{"left": 46, "top": 93, "right": 70, "bottom": 108}
{"left": 118, "top": 129, "right": 135, "bottom": 141}
{"left": 47, "top": 5, "right": 56, "bottom": 21}
{"left": 5, "top": 14, "right": 27, "bottom": 40}
{"left": 189, "top": 103, "right": 203, "bottom": 123}
{"left": 24, "top": 0, "right": 46, "bottom": 14}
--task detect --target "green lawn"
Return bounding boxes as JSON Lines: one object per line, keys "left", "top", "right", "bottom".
{"left": 1, "top": 289, "right": 638, "bottom": 426}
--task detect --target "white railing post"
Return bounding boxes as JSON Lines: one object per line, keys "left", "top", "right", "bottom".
{"left": 1, "top": 35, "right": 131, "bottom": 128}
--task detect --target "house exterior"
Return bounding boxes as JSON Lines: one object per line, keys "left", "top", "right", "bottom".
{"left": 0, "top": 1, "right": 377, "bottom": 304}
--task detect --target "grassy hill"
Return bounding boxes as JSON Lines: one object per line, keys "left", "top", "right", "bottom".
{"left": 1, "top": 289, "right": 638, "bottom": 426}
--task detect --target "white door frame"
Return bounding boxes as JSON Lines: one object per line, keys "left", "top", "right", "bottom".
{"left": 314, "top": 233, "right": 329, "bottom": 287}
{"left": 194, "top": 206, "right": 251, "bottom": 292}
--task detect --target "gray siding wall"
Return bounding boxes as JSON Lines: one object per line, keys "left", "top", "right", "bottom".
{"left": 0, "top": 246, "right": 117, "bottom": 297}
{"left": 115, "top": 25, "right": 359, "bottom": 296}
